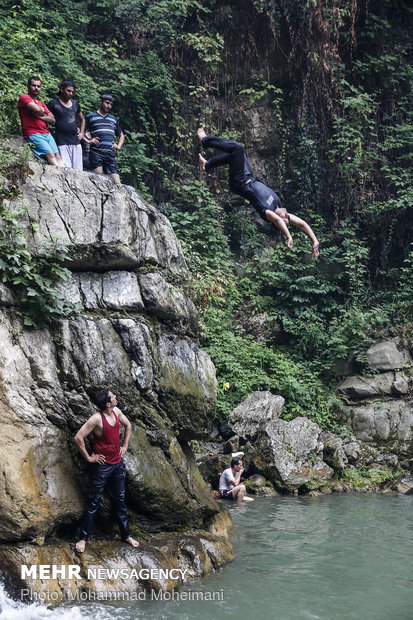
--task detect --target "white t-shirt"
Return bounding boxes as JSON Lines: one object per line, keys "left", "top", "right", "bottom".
{"left": 219, "top": 467, "right": 235, "bottom": 492}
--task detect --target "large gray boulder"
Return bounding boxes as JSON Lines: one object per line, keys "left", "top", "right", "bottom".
{"left": 337, "top": 373, "right": 395, "bottom": 399}
{"left": 320, "top": 432, "right": 379, "bottom": 469}
{"left": 139, "top": 272, "right": 196, "bottom": 322}
{"left": 18, "top": 163, "right": 187, "bottom": 273}
{"left": 366, "top": 338, "right": 412, "bottom": 371}
{"left": 66, "top": 271, "right": 145, "bottom": 311}
{"left": 335, "top": 337, "right": 412, "bottom": 459}
{"left": 229, "top": 391, "right": 284, "bottom": 441}
{"left": 253, "top": 417, "right": 333, "bottom": 490}
{"left": 225, "top": 392, "right": 333, "bottom": 491}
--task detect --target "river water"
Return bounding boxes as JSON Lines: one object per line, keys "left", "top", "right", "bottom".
{"left": 1, "top": 493, "right": 412, "bottom": 620}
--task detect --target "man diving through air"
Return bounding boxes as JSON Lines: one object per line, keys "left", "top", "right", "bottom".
{"left": 197, "top": 128, "right": 320, "bottom": 257}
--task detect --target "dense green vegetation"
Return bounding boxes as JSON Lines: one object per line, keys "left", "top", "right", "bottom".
{"left": 0, "top": 143, "right": 78, "bottom": 326}
{"left": 0, "top": 0, "right": 412, "bottom": 425}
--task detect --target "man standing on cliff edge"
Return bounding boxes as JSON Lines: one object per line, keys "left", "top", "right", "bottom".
{"left": 74, "top": 388, "right": 139, "bottom": 553}
{"left": 84, "top": 94, "right": 124, "bottom": 184}
{"left": 17, "top": 77, "right": 65, "bottom": 167}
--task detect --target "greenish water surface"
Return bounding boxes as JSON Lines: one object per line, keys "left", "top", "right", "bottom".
{"left": 2, "top": 494, "right": 412, "bottom": 620}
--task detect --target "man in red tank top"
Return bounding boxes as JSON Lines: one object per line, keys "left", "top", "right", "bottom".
{"left": 74, "top": 388, "right": 139, "bottom": 553}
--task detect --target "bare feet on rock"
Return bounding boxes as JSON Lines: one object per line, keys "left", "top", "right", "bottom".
{"left": 124, "top": 536, "right": 139, "bottom": 548}
{"left": 75, "top": 539, "right": 86, "bottom": 553}
{"left": 197, "top": 127, "right": 207, "bottom": 143}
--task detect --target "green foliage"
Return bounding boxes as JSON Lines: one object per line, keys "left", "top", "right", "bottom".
{"left": 0, "top": 0, "right": 412, "bottom": 431}
{"left": 0, "top": 153, "right": 79, "bottom": 327}
{"left": 163, "top": 176, "right": 233, "bottom": 271}
{"left": 339, "top": 465, "right": 394, "bottom": 489}
{"left": 181, "top": 243, "right": 340, "bottom": 425}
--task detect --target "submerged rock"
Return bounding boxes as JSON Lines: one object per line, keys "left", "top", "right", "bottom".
{"left": 245, "top": 474, "right": 278, "bottom": 496}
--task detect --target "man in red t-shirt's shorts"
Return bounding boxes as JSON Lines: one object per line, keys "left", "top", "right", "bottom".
{"left": 17, "top": 76, "right": 65, "bottom": 167}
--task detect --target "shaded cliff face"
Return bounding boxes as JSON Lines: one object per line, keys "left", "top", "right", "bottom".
{"left": 337, "top": 338, "right": 413, "bottom": 457}
{"left": 0, "top": 163, "right": 220, "bottom": 543}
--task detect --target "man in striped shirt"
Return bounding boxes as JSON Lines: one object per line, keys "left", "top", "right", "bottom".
{"left": 84, "top": 94, "right": 125, "bottom": 184}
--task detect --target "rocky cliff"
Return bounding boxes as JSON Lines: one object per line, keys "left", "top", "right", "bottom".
{"left": 337, "top": 338, "right": 413, "bottom": 458}
{"left": 0, "top": 161, "right": 233, "bottom": 601}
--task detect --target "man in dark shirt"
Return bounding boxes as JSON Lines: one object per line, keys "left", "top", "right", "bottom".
{"left": 84, "top": 94, "right": 125, "bottom": 184}
{"left": 197, "top": 128, "right": 320, "bottom": 257}
{"left": 48, "top": 80, "right": 85, "bottom": 170}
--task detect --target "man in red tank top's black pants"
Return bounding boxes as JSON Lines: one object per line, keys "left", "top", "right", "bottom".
{"left": 74, "top": 388, "right": 139, "bottom": 553}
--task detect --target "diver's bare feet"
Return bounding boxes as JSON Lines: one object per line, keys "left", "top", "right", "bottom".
{"left": 199, "top": 153, "right": 206, "bottom": 171}
{"left": 75, "top": 539, "right": 86, "bottom": 553}
{"left": 124, "top": 536, "right": 139, "bottom": 548}
{"left": 197, "top": 127, "right": 207, "bottom": 143}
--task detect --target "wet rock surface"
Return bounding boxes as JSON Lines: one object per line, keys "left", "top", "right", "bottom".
{"left": 0, "top": 162, "right": 232, "bottom": 600}
{"left": 0, "top": 517, "right": 234, "bottom": 604}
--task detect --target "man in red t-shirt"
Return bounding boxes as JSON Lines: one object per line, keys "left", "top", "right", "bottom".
{"left": 17, "top": 76, "right": 65, "bottom": 167}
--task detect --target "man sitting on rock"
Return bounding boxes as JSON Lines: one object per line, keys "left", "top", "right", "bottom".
{"left": 219, "top": 457, "right": 253, "bottom": 502}
{"left": 74, "top": 388, "right": 139, "bottom": 553}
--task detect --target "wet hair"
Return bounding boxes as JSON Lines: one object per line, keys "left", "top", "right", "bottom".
{"left": 28, "top": 76, "right": 41, "bottom": 86}
{"left": 95, "top": 388, "right": 111, "bottom": 411}
{"left": 60, "top": 80, "right": 75, "bottom": 90}
{"left": 231, "top": 457, "right": 242, "bottom": 468}
{"left": 100, "top": 94, "right": 114, "bottom": 102}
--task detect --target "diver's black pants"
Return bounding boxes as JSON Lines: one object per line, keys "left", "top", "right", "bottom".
{"left": 202, "top": 136, "right": 252, "bottom": 189}
{"left": 201, "top": 135, "right": 281, "bottom": 219}
{"left": 78, "top": 460, "right": 130, "bottom": 541}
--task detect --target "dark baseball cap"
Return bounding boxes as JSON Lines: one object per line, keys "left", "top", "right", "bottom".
{"left": 100, "top": 94, "right": 114, "bottom": 102}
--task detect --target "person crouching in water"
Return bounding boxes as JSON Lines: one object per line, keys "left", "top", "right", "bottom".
{"left": 219, "top": 457, "right": 253, "bottom": 502}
